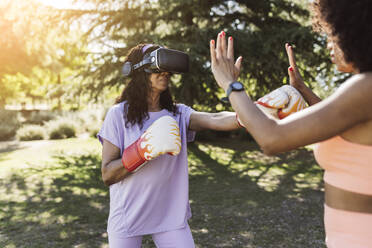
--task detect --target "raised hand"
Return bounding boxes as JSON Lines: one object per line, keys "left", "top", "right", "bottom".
{"left": 210, "top": 31, "right": 242, "bottom": 92}
{"left": 286, "top": 43, "right": 322, "bottom": 106}
{"left": 285, "top": 43, "right": 306, "bottom": 91}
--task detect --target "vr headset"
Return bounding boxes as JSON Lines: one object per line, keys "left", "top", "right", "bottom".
{"left": 122, "top": 45, "right": 189, "bottom": 76}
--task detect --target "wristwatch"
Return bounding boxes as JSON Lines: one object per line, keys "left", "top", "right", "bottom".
{"left": 221, "top": 81, "right": 244, "bottom": 103}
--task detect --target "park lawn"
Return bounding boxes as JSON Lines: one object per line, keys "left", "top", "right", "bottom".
{"left": 0, "top": 137, "right": 326, "bottom": 248}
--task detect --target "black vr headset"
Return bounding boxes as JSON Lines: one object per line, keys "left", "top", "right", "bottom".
{"left": 122, "top": 45, "right": 189, "bottom": 76}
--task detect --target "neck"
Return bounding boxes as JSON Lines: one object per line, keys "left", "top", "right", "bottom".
{"left": 148, "top": 91, "right": 161, "bottom": 112}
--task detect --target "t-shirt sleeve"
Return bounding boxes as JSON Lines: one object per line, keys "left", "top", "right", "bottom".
{"left": 178, "top": 104, "right": 196, "bottom": 142}
{"left": 97, "top": 106, "right": 121, "bottom": 149}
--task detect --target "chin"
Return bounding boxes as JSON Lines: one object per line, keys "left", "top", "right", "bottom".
{"left": 157, "top": 86, "right": 168, "bottom": 93}
{"left": 337, "top": 65, "right": 354, "bottom": 73}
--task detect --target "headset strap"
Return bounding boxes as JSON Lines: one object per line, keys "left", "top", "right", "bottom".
{"left": 133, "top": 57, "right": 153, "bottom": 70}
{"left": 142, "top": 44, "right": 154, "bottom": 54}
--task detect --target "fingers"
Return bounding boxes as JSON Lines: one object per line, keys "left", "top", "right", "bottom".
{"left": 210, "top": 39, "right": 216, "bottom": 66}
{"left": 235, "top": 56, "right": 243, "bottom": 70}
{"left": 285, "top": 43, "right": 297, "bottom": 69}
{"left": 235, "top": 56, "right": 243, "bottom": 77}
{"left": 215, "top": 31, "right": 231, "bottom": 59}
{"left": 227, "top": 36, "right": 234, "bottom": 60}
{"left": 288, "top": 66, "right": 296, "bottom": 80}
{"left": 220, "top": 32, "right": 227, "bottom": 57}
{"left": 216, "top": 31, "right": 226, "bottom": 59}
{"left": 216, "top": 32, "right": 221, "bottom": 59}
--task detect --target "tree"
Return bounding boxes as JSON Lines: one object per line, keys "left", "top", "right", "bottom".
{"left": 0, "top": 0, "right": 58, "bottom": 108}
{"left": 59, "top": 0, "right": 338, "bottom": 110}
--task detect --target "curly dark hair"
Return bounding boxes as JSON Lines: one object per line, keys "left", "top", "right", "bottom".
{"left": 311, "top": 0, "right": 372, "bottom": 72}
{"left": 116, "top": 44, "right": 177, "bottom": 128}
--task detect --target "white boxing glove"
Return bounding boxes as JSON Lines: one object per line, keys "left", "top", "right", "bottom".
{"left": 122, "top": 116, "right": 181, "bottom": 172}
{"left": 255, "top": 85, "right": 307, "bottom": 119}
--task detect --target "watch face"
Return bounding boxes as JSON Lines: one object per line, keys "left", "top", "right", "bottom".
{"left": 232, "top": 82, "right": 244, "bottom": 90}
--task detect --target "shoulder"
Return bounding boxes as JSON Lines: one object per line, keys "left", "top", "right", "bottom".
{"left": 332, "top": 73, "right": 372, "bottom": 118}
{"left": 108, "top": 102, "right": 125, "bottom": 115}
{"left": 339, "top": 72, "right": 372, "bottom": 91}
{"left": 357, "top": 72, "right": 372, "bottom": 88}
{"left": 104, "top": 102, "right": 125, "bottom": 121}
{"left": 175, "top": 103, "right": 195, "bottom": 112}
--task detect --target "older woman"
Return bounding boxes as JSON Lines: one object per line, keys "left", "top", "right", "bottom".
{"left": 210, "top": 0, "right": 372, "bottom": 247}
{"left": 98, "top": 43, "right": 247, "bottom": 248}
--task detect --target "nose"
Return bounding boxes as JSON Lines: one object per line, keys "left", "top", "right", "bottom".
{"left": 160, "top": 72, "right": 171, "bottom": 76}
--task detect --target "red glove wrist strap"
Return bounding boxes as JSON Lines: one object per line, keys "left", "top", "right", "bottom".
{"left": 122, "top": 140, "right": 146, "bottom": 172}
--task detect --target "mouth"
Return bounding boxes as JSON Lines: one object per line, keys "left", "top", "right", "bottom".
{"left": 330, "top": 53, "right": 335, "bottom": 63}
{"left": 160, "top": 76, "right": 170, "bottom": 81}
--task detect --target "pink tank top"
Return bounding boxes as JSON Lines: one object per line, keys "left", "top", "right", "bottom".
{"left": 314, "top": 136, "right": 372, "bottom": 195}
{"left": 314, "top": 136, "right": 372, "bottom": 248}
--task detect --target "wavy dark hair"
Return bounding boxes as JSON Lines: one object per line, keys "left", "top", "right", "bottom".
{"left": 311, "top": 0, "right": 372, "bottom": 72}
{"left": 116, "top": 44, "right": 177, "bottom": 128}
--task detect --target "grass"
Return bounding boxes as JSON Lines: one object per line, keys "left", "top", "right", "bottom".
{"left": 0, "top": 137, "right": 326, "bottom": 247}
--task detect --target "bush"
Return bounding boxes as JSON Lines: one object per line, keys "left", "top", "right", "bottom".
{"left": 22, "top": 110, "right": 56, "bottom": 125}
{"left": 73, "top": 109, "right": 104, "bottom": 134}
{"left": 53, "top": 109, "right": 104, "bottom": 136}
{"left": 195, "top": 129, "right": 254, "bottom": 142}
{"left": 46, "top": 119, "right": 77, "bottom": 139}
{"left": 16, "top": 125, "right": 46, "bottom": 141}
{"left": 89, "top": 126, "right": 100, "bottom": 138}
{"left": 0, "top": 110, "right": 21, "bottom": 141}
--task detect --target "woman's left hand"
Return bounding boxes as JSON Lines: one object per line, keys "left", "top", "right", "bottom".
{"left": 210, "top": 31, "right": 242, "bottom": 92}
{"left": 285, "top": 43, "right": 306, "bottom": 91}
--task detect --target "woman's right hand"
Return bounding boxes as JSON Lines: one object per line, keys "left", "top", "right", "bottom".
{"left": 210, "top": 31, "right": 242, "bottom": 92}
{"left": 285, "top": 43, "right": 306, "bottom": 91}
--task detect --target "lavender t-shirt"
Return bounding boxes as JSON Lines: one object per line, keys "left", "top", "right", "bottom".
{"left": 98, "top": 101, "right": 195, "bottom": 238}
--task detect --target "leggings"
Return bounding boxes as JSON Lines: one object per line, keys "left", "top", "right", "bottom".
{"left": 108, "top": 224, "right": 195, "bottom": 248}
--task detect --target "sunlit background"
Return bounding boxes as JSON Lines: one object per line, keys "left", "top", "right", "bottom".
{"left": 0, "top": 1, "right": 339, "bottom": 247}
{"left": 0, "top": 0, "right": 340, "bottom": 139}
{"left": 36, "top": 0, "right": 74, "bottom": 8}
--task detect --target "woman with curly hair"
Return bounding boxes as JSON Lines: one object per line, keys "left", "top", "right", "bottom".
{"left": 210, "top": 0, "right": 372, "bottom": 247}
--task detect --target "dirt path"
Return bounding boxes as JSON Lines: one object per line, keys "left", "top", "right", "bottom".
{"left": 0, "top": 140, "right": 54, "bottom": 153}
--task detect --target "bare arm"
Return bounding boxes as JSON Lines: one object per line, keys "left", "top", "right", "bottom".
{"left": 101, "top": 139, "right": 130, "bottom": 186}
{"left": 292, "top": 82, "right": 322, "bottom": 106}
{"left": 189, "top": 111, "right": 241, "bottom": 131}
{"left": 210, "top": 33, "right": 372, "bottom": 155}
{"left": 229, "top": 75, "right": 372, "bottom": 154}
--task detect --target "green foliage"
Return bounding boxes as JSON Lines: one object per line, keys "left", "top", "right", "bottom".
{"left": 0, "top": 0, "right": 59, "bottom": 108}
{"left": 22, "top": 110, "right": 56, "bottom": 125}
{"left": 73, "top": 108, "right": 105, "bottom": 134}
{"left": 59, "top": 0, "right": 335, "bottom": 111}
{"left": 46, "top": 119, "right": 77, "bottom": 139}
{"left": 195, "top": 128, "right": 253, "bottom": 142}
{"left": 16, "top": 124, "right": 46, "bottom": 141}
{"left": 0, "top": 110, "right": 21, "bottom": 141}
{"left": 52, "top": 108, "right": 105, "bottom": 136}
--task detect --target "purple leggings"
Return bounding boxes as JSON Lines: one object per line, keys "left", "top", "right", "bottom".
{"left": 108, "top": 223, "right": 195, "bottom": 248}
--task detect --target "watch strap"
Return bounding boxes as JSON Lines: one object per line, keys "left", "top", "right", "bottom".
{"left": 221, "top": 81, "right": 243, "bottom": 103}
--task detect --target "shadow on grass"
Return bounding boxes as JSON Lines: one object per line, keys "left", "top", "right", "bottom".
{"left": 0, "top": 140, "right": 326, "bottom": 248}
{"left": 0, "top": 142, "right": 26, "bottom": 156}
{"left": 187, "top": 141, "right": 325, "bottom": 248}
{"left": 0, "top": 152, "right": 109, "bottom": 248}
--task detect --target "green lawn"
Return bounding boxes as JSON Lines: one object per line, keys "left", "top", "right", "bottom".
{"left": 0, "top": 137, "right": 326, "bottom": 247}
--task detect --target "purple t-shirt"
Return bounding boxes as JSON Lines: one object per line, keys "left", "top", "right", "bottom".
{"left": 98, "top": 101, "right": 195, "bottom": 238}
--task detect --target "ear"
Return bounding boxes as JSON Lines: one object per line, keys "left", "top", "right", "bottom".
{"left": 122, "top": 62, "right": 133, "bottom": 76}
